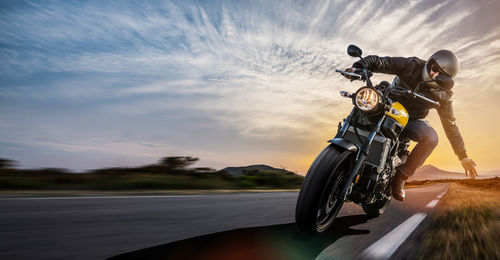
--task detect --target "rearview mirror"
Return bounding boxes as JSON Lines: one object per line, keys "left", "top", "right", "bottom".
{"left": 347, "top": 45, "right": 363, "bottom": 57}
{"left": 434, "top": 75, "right": 454, "bottom": 89}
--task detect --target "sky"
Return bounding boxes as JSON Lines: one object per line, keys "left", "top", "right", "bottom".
{"left": 1, "top": 0, "right": 500, "bottom": 174}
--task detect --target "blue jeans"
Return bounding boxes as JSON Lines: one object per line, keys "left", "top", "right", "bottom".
{"left": 398, "top": 120, "right": 439, "bottom": 179}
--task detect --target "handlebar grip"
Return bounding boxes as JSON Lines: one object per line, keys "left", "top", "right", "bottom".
{"left": 335, "top": 69, "right": 362, "bottom": 79}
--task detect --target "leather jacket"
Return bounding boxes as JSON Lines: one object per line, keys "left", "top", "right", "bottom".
{"left": 352, "top": 55, "right": 468, "bottom": 160}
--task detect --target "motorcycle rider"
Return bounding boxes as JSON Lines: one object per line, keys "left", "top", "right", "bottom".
{"left": 344, "top": 50, "right": 478, "bottom": 201}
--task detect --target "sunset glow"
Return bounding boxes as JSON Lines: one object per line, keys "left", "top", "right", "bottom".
{"left": 1, "top": 0, "right": 499, "bottom": 174}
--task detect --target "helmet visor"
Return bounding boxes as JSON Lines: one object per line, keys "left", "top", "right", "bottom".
{"left": 427, "top": 58, "right": 451, "bottom": 77}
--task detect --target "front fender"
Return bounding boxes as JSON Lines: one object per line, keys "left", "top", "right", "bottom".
{"left": 327, "top": 138, "right": 359, "bottom": 152}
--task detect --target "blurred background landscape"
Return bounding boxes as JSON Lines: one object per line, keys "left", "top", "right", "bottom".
{"left": 0, "top": 156, "right": 304, "bottom": 192}
{"left": 1, "top": 155, "right": 499, "bottom": 193}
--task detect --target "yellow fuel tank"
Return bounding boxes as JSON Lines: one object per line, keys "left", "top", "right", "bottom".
{"left": 386, "top": 102, "right": 409, "bottom": 126}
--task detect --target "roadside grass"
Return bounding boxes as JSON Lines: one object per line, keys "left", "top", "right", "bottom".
{"left": 0, "top": 168, "right": 304, "bottom": 191}
{"left": 405, "top": 179, "right": 458, "bottom": 189}
{"left": 417, "top": 178, "right": 500, "bottom": 259}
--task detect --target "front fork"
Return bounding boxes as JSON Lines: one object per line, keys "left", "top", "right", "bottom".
{"left": 336, "top": 114, "right": 387, "bottom": 200}
{"left": 335, "top": 108, "right": 356, "bottom": 138}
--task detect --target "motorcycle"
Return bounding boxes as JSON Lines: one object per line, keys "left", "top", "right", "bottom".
{"left": 295, "top": 45, "right": 453, "bottom": 234}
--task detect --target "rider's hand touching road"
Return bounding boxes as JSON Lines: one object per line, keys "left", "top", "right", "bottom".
{"left": 461, "top": 158, "right": 478, "bottom": 179}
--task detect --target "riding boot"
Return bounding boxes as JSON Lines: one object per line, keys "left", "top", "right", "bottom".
{"left": 391, "top": 170, "right": 407, "bottom": 201}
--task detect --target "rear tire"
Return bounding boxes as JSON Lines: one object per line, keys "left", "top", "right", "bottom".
{"left": 362, "top": 196, "right": 391, "bottom": 218}
{"left": 295, "top": 144, "right": 353, "bottom": 234}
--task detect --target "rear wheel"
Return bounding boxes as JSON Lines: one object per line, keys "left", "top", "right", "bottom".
{"left": 295, "top": 144, "right": 353, "bottom": 234}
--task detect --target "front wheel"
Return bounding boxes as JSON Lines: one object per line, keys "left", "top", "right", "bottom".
{"left": 295, "top": 144, "right": 353, "bottom": 234}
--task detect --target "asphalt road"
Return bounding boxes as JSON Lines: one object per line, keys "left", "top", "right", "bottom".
{"left": 0, "top": 184, "right": 448, "bottom": 260}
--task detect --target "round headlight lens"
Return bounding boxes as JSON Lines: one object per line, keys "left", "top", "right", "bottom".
{"left": 355, "top": 88, "right": 380, "bottom": 111}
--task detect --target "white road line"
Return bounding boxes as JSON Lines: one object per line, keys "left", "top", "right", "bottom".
{"left": 359, "top": 213, "right": 427, "bottom": 260}
{"left": 436, "top": 187, "right": 449, "bottom": 198}
{"left": 425, "top": 199, "right": 440, "bottom": 208}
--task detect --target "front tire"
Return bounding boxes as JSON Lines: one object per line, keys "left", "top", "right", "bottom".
{"left": 295, "top": 144, "right": 353, "bottom": 234}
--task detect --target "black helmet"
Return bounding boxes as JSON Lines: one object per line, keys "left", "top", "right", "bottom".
{"left": 422, "top": 50, "right": 459, "bottom": 87}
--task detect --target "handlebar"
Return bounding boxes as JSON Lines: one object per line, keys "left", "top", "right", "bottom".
{"left": 335, "top": 69, "right": 362, "bottom": 79}
{"left": 336, "top": 69, "right": 373, "bottom": 81}
{"left": 391, "top": 87, "right": 440, "bottom": 107}
{"left": 336, "top": 68, "right": 440, "bottom": 108}
{"left": 414, "top": 92, "right": 440, "bottom": 107}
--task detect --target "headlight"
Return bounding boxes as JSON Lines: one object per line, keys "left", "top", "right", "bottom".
{"left": 355, "top": 87, "right": 381, "bottom": 112}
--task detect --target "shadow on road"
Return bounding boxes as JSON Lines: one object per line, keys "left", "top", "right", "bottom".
{"left": 107, "top": 214, "right": 371, "bottom": 260}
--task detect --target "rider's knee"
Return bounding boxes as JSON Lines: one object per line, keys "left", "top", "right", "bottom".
{"left": 426, "top": 130, "right": 439, "bottom": 148}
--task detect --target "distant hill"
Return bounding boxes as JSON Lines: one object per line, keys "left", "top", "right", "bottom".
{"left": 410, "top": 164, "right": 500, "bottom": 181}
{"left": 220, "top": 164, "right": 294, "bottom": 176}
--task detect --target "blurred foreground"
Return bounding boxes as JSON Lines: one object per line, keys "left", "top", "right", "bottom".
{"left": 417, "top": 178, "right": 500, "bottom": 259}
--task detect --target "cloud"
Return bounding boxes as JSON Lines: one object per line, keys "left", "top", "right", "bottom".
{"left": 1, "top": 0, "right": 500, "bottom": 171}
